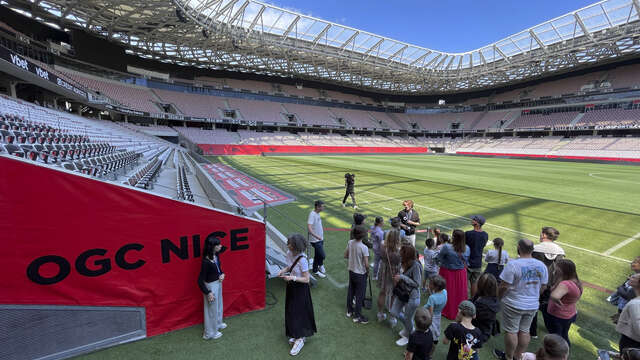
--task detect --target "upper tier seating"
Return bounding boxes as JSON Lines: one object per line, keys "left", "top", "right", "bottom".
{"left": 57, "top": 69, "right": 161, "bottom": 113}
{"left": 153, "top": 89, "right": 227, "bottom": 118}
{"left": 576, "top": 108, "right": 640, "bottom": 128}
{"left": 509, "top": 112, "right": 580, "bottom": 129}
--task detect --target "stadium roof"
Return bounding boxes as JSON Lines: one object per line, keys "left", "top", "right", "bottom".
{"left": 6, "top": 0, "right": 640, "bottom": 94}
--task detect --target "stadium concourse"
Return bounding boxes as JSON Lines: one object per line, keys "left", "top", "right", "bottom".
{"left": 1, "top": 0, "right": 640, "bottom": 358}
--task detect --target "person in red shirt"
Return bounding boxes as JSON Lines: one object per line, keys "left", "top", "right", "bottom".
{"left": 544, "top": 259, "right": 582, "bottom": 347}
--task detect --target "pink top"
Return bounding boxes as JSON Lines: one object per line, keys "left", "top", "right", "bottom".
{"left": 547, "top": 280, "right": 582, "bottom": 319}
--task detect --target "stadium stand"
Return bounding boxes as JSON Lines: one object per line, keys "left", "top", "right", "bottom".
{"left": 577, "top": 108, "right": 640, "bottom": 128}
{"left": 0, "top": 94, "right": 215, "bottom": 205}
{"left": 57, "top": 68, "right": 161, "bottom": 113}
{"left": 509, "top": 111, "right": 581, "bottom": 129}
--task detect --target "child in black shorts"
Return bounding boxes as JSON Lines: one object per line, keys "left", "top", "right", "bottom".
{"left": 405, "top": 307, "right": 434, "bottom": 360}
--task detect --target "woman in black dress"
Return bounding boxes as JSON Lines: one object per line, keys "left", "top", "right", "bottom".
{"left": 278, "top": 233, "right": 316, "bottom": 356}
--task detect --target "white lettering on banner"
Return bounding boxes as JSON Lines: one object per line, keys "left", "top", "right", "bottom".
{"left": 9, "top": 54, "right": 28, "bottom": 70}
{"left": 57, "top": 78, "right": 73, "bottom": 91}
{"left": 35, "top": 67, "right": 49, "bottom": 80}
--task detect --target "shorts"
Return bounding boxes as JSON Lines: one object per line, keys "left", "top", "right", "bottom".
{"left": 468, "top": 267, "right": 482, "bottom": 283}
{"left": 424, "top": 270, "right": 438, "bottom": 281}
{"left": 502, "top": 302, "right": 537, "bottom": 334}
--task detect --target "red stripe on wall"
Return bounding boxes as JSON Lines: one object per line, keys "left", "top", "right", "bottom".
{"left": 456, "top": 151, "right": 640, "bottom": 163}
{"left": 198, "top": 144, "right": 429, "bottom": 155}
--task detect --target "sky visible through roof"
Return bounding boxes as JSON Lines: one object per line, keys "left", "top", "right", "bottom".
{"left": 266, "top": 0, "right": 597, "bottom": 53}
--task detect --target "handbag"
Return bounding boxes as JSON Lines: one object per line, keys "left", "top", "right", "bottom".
{"left": 393, "top": 279, "right": 412, "bottom": 303}
{"left": 363, "top": 274, "right": 373, "bottom": 309}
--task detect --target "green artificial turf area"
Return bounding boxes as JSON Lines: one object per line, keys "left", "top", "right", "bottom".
{"left": 78, "top": 155, "right": 640, "bottom": 360}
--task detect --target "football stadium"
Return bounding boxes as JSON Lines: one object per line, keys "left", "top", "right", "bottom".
{"left": 1, "top": 0, "right": 640, "bottom": 359}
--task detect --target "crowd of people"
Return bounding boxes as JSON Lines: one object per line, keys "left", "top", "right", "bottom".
{"left": 196, "top": 195, "right": 640, "bottom": 360}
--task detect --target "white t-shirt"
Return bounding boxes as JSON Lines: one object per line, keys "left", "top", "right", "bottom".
{"left": 500, "top": 257, "right": 548, "bottom": 311}
{"left": 286, "top": 251, "right": 309, "bottom": 277}
{"left": 307, "top": 210, "right": 323, "bottom": 243}
{"left": 346, "top": 240, "right": 369, "bottom": 274}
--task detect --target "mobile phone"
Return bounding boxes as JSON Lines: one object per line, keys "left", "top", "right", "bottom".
{"left": 282, "top": 272, "right": 291, "bottom": 276}
{"left": 597, "top": 349, "right": 610, "bottom": 360}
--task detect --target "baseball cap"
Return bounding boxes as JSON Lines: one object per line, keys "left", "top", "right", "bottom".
{"left": 353, "top": 213, "right": 367, "bottom": 225}
{"left": 458, "top": 300, "right": 476, "bottom": 317}
{"left": 471, "top": 215, "right": 486, "bottom": 226}
{"left": 314, "top": 200, "right": 324, "bottom": 207}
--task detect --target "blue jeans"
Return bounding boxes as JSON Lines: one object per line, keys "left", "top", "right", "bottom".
{"left": 311, "top": 241, "right": 325, "bottom": 273}
{"left": 390, "top": 296, "right": 420, "bottom": 335}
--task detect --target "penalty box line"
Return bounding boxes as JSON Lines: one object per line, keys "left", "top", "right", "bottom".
{"left": 296, "top": 172, "right": 631, "bottom": 264}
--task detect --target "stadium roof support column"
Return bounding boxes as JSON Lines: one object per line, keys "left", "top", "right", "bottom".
{"left": 574, "top": 13, "right": 595, "bottom": 43}
{"left": 529, "top": 30, "right": 547, "bottom": 53}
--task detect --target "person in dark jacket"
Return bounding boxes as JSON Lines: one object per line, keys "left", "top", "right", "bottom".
{"left": 198, "top": 235, "right": 227, "bottom": 340}
{"left": 342, "top": 173, "right": 357, "bottom": 209}
{"left": 472, "top": 273, "right": 500, "bottom": 343}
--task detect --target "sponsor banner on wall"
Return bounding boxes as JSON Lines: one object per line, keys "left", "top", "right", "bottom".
{"left": 202, "top": 163, "right": 295, "bottom": 210}
{"left": 0, "top": 156, "right": 266, "bottom": 336}
{"left": 456, "top": 151, "right": 640, "bottom": 163}
{"left": 198, "top": 144, "right": 429, "bottom": 155}
{"left": 0, "top": 46, "right": 88, "bottom": 99}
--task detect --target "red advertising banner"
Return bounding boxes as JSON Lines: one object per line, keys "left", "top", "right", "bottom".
{"left": 456, "top": 151, "right": 640, "bottom": 163}
{"left": 198, "top": 144, "right": 429, "bottom": 155}
{"left": 0, "top": 156, "right": 266, "bottom": 336}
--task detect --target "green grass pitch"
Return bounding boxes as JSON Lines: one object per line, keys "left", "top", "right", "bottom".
{"left": 78, "top": 155, "right": 640, "bottom": 360}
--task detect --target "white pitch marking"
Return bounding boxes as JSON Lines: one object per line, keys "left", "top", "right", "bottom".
{"left": 382, "top": 207, "right": 392, "bottom": 211}
{"left": 293, "top": 172, "right": 631, "bottom": 263}
{"left": 324, "top": 274, "right": 348, "bottom": 289}
{"left": 588, "top": 172, "right": 639, "bottom": 184}
{"left": 436, "top": 223, "right": 453, "bottom": 230}
{"left": 604, "top": 232, "right": 640, "bottom": 255}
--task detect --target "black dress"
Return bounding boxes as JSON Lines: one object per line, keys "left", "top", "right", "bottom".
{"left": 284, "top": 254, "right": 317, "bottom": 339}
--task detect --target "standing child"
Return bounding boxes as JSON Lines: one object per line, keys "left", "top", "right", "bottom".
{"left": 405, "top": 307, "right": 434, "bottom": 360}
{"left": 424, "top": 275, "right": 447, "bottom": 357}
{"left": 371, "top": 216, "right": 385, "bottom": 280}
{"left": 422, "top": 237, "right": 440, "bottom": 294}
{"left": 344, "top": 225, "right": 370, "bottom": 324}
{"left": 484, "top": 238, "right": 509, "bottom": 281}
{"left": 443, "top": 300, "right": 483, "bottom": 360}
{"left": 471, "top": 273, "right": 500, "bottom": 344}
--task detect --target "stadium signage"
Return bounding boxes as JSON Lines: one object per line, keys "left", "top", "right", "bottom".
{"left": 105, "top": 104, "right": 147, "bottom": 116}
{"left": 0, "top": 45, "right": 88, "bottom": 99}
{"left": 1, "top": 155, "right": 266, "bottom": 336}
{"left": 26, "top": 228, "right": 251, "bottom": 285}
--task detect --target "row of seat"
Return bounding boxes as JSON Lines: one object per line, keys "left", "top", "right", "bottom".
{"left": 0, "top": 128, "right": 90, "bottom": 145}
{"left": 177, "top": 166, "right": 194, "bottom": 202}
{"left": 62, "top": 151, "right": 141, "bottom": 178}
{"left": 1, "top": 141, "right": 116, "bottom": 162}
{"left": 127, "top": 158, "right": 162, "bottom": 189}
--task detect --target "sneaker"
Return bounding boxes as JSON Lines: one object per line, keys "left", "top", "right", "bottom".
{"left": 346, "top": 311, "right": 352, "bottom": 318}
{"left": 353, "top": 205, "right": 358, "bottom": 209}
{"left": 532, "top": 335, "right": 538, "bottom": 339}
{"left": 353, "top": 315, "right": 369, "bottom": 324}
{"left": 218, "top": 322, "right": 227, "bottom": 330}
{"left": 319, "top": 265, "right": 326, "bottom": 274}
{"left": 341, "top": 203, "right": 346, "bottom": 207}
{"left": 288, "top": 338, "right": 295, "bottom": 345}
{"left": 398, "top": 329, "right": 408, "bottom": 338}
{"left": 396, "top": 336, "right": 409, "bottom": 346}
{"left": 203, "top": 331, "right": 223, "bottom": 340}
{"left": 290, "top": 338, "right": 304, "bottom": 356}
{"left": 493, "top": 349, "right": 507, "bottom": 360}
{"left": 388, "top": 316, "right": 397, "bottom": 328}
{"left": 377, "top": 312, "right": 387, "bottom": 322}
{"left": 314, "top": 271, "right": 326, "bottom": 278}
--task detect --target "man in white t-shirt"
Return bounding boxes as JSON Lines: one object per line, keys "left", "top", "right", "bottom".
{"left": 494, "top": 239, "right": 548, "bottom": 360}
{"left": 307, "top": 200, "right": 326, "bottom": 278}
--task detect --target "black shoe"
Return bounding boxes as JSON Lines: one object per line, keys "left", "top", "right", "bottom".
{"left": 493, "top": 349, "right": 507, "bottom": 360}
{"left": 353, "top": 315, "right": 369, "bottom": 324}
